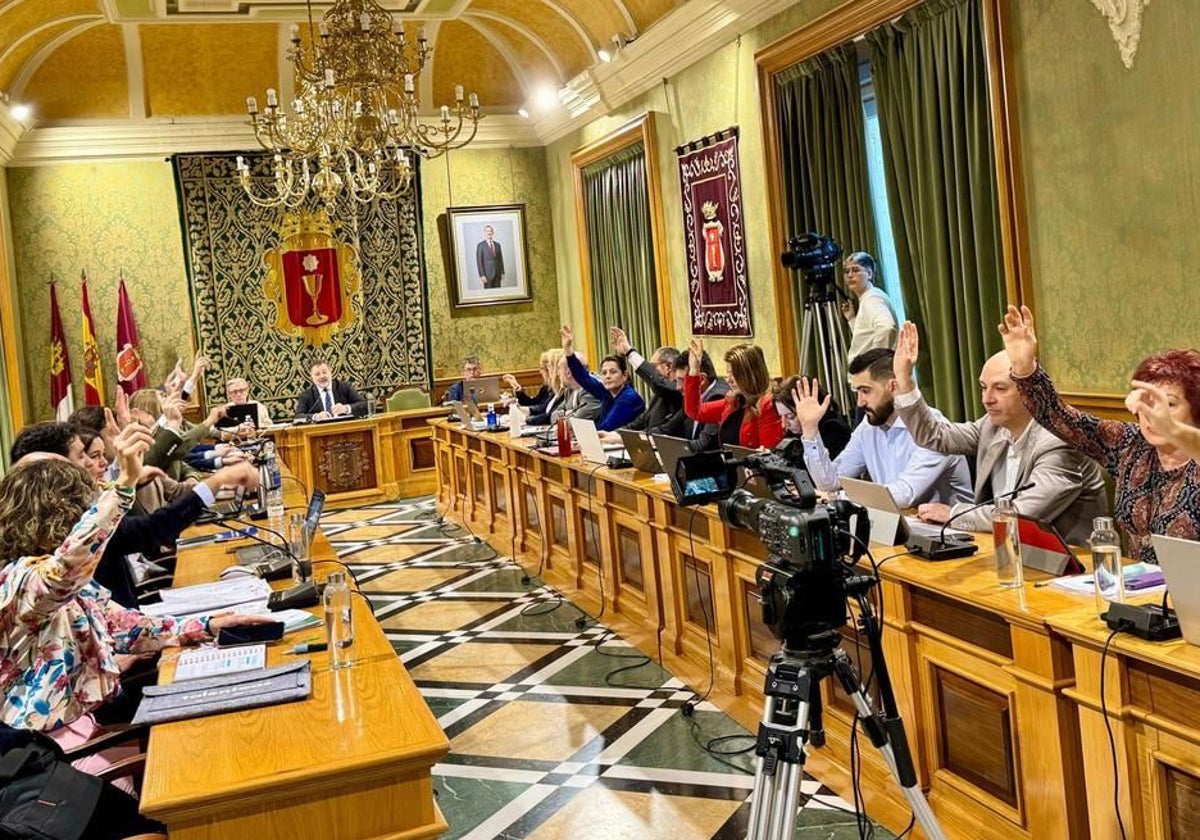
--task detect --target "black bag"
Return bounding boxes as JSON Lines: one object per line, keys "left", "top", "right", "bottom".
{"left": 0, "top": 727, "right": 102, "bottom": 840}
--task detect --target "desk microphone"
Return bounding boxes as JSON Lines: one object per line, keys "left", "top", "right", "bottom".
{"left": 907, "top": 482, "right": 1035, "bottom": 561}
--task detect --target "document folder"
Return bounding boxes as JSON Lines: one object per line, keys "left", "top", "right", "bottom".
{"left": 133, "top": 660, "right": 311, "bottom": 725}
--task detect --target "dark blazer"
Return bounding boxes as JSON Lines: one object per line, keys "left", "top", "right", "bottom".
{"left": 98, "top": 490, "right": 208, "bottom": 607}
{"left": 476, "top": 239, "right": 505, "bottom": 288}
{"left": 624, "top": 355, "right": 684, "bottom": 435}
{"left": 295, "top": 379, "right": 367, "bottom": 417}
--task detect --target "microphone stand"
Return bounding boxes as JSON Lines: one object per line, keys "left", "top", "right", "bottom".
{"left": 907, "top": 482, "right": 1035, "bottom": 561}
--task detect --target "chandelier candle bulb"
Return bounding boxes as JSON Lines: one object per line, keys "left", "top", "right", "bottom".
{"left": 440, "top": 105, "right": 450, "bottom": 121}
{"left": 324, "top": 68, "right": 335, "bottom": 87}
{"left": 360, "top": 12, "right": 370, "bottom": 31}
{"left": 266, "top": 88, "right": 278, "bottom": 108}
{"left": 290, "top": 24, "right": 300, "bottom": 41}
{"left": 455, "top": 85, "right": 464, "bottom": 102}
{"left": 246, "top": 96, "right": 258, "bottom": 114}
{"left": 319, "top": 22, "right": 328, "bottom": 37}
{"left": 404, "top": 74, "right": 414, "bottom": 92}
{"left": 469, "top": 92, "right": 479, "bottom": 108}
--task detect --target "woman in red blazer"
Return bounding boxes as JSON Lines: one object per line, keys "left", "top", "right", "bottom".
{"left": 683, "top": 338, "right": 784, "bottom": 449}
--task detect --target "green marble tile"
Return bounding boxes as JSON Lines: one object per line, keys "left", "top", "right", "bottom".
{"left": 433, "top": 775, "right": 529, "bottom": 840}
{"left": 616, "top": 709, "right": 756, "bottom": 776}
{"left": 454, "top": 567, "right": 534, "bottom": 593}
{"left": 491, "top": 600, "right": 592, "bottom": 634}
{"left": 539, "top": 647, "right": 672, "bottom": 690}
{"left": 423, "top": 695, "right": 469, "bottom": 721}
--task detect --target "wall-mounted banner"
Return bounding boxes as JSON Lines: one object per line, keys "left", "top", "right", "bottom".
{"left": 676, "top": 127, "right": 752, "bottom": 337}
{"left": 263, "top": 209, "right": 361, "bottom": 346}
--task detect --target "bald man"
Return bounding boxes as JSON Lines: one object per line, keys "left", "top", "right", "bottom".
{"left": 893, "top": 321, "right": 1108, "bottom": 543}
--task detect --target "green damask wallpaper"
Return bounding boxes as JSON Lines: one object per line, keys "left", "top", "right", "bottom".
{"left": 1011, "top": 1, "right": 1200, "bottom": 394}
{"left": 422, "top": 146, "right": 561, "bottom": 379}
{"left": 7, "top": 161, "right": 191, "bottom": 423}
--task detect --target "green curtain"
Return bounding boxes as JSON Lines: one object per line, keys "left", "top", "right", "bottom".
{"left": 867, "top": 0, "right": 1004, "bottom": 420}
{"left": 581, "top": 143, "right": 661, "bottom": 367}
{"left": 775, "top": 42, "right": 880, "bottom": 375}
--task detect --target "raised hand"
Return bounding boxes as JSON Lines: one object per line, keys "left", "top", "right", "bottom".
{"left": 204, "top": 403, "right": 227, "bottom": 427}
{"left": 793, "top": 376, "right": 831, "bottom": 440}
{"left": 136, "top": 465, "right": 167, "bottom": 487}
{"left": 688, "top": 337, "right": 704, "bottom": 375}
{"left": 894, "top": 321, "right": 920, "bottom": 393}
{"left": 191, "top": 354, "right": 209, "bottom": 376}
{"left": 112, "top": 424, "right": 154, "bottom": 488}
{"left": 560, "top": 325, "right": 574, "bottom": 355}
{"left": 162, "top": 395, "right": 185, "bottom": 427}
{"left": 998, "top": 305, "right": 1038, "bottom": 377}
{"left": 609, "top": 327, "right": 631, "bottom": 356}
{"left": 1127, "top": 379, "right": 1183, "bottom": 439}
{"left": 502, "top": 373, "right": 521, "bottom": 392}
{"left": 114, "top": 387, "right": 131, "bottom": 428}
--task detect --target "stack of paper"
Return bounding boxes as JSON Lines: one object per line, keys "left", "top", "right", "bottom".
{"left": 142, "top": 578, "right": 273, "bottom": 618}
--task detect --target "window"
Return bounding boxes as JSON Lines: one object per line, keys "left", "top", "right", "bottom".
{"left": 860, "top": 68, "right": 906, "bottom": 325}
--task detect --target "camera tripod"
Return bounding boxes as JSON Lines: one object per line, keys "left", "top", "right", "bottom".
{"left": 797, "top": 279, "right": 853, "bottom": 411}
{"left": 746, "top": 631, "right": 946, "bottom": 840}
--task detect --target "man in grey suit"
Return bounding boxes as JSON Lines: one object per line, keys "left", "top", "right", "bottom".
{"left": 606, "top": 327, "right": 683, "bottom": 437}
{"left": 894, "top": 321, "right": 1108, "bottom": 544}
{"left": 476, "top": 225, "right": 505, "bottom": 289}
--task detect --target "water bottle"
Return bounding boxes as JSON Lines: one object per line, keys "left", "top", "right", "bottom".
{"left": 556, "top": 415, "right": 571, "bottom": 457}
{"left": 324, "top": 571, "right": 354, "bottom": 670}
{"left": 486, "top": 402, "right": 498, "bottom": 431}
{"left": 366, "top": 391, "right": 375, "bottom": 418}
{"left": 992, "top": 496, "right": 1023, "bottom": 588}
{"left": 508, "top": 401, "right": 522, "bottom": 438}
{"left": 262, "top": 441, "right": 285, "bottom": 532}
{"left": 1090, "top": 516, "right": 1124, "bottom": 613}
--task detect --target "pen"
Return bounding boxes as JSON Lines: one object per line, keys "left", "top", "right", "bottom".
{"left": 287, "top": 642, "right": 328, "bottom": 654}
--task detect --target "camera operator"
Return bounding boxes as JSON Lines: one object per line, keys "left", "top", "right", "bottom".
{"left": 840, "top": 252, "right": 898, "bottom": 364}
{"left": 794, "top": 349, "right": 971, "bottom": 508}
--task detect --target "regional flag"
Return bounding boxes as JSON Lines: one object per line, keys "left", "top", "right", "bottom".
{"left": 115, "top": 276, "right": 147, "bottom": 394}
{"left": 81, "top": 272, "right": 105, "bottom": 406}
{"left": 48, "top": 282, "right": 73, "bottom": 420}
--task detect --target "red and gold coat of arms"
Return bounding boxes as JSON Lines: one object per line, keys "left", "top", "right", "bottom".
{"left": 263, "top": 210, "right": 361, "bottom": 346}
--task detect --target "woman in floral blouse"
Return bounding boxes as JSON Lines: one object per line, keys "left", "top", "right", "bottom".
{"left": 999, "top": 305, "right": 1200, "bottom": 561}
{"left": 0, "top": 425, "right": 269, "bottom": 733}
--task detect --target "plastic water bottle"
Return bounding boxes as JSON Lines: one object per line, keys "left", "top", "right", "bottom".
{"left": 508, "top": 401, "right": 522, "bottom": 438}
{"left": 486, "top": 403, "right": 498, "bottom": 431}
{"left": 262, "top": 441, "right": 285, "bottom": 531}
{"left": 366, "top": 391, "right": 375, "bottom": 418}
{"left": 992, "top": 497, "right": 1023, "bottom": 588}
{"left": 323, "top": 571, "right": 354, "bottom": 670}
{"left": 1090, "top": 516, "right": 1125, "bottom": 613}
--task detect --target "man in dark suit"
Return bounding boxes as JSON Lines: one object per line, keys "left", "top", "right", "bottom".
{"left": 476, "top": 225, "right": 505, "bottom": 289}
{"left": 671, "top": 352, "right": 729, "bottom": 450}
{"left": 607, "top": 327, "right": 684, "bottom": 437}
{"left": 295, "top": 361, "right": 368, "bottom": 419}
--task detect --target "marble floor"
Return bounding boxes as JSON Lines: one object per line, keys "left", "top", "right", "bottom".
{"left": 321, "top": 498, "right": 894, "bottom": 840}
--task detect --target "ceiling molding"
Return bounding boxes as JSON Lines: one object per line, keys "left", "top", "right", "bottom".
{"left": 122, "top": 23, "right": 146, "bottom": 120}
{"left": 610, "top": 0, "right": 637, "bottom": 37}
{"left": 532, "top": 0, "right": 801, "bottom": 145}
{"left": 11, "top": 18, "right": 108, "bottom": 99}
{"left": 101, "top": 0, "right": 474, "bottom": 23}
{"left": 420, "top": 20, "right": 441, "bottom": 115}
{"left": 456, "top": 16, "right": 531, "bottom": 94}
{"left": 538, "top": 0, "right": 599, "bottom": 60}
{"left": 463, "top": 10, "right": 566, "bottom": 82}
{"left": 0, "top": 110, "right": 28, "bottom": 166}
{"left": 7, "top": 114, "right": 540, "bottom": 165}
{"left": 0, "top": 14, "right": 102, "bottom": 69}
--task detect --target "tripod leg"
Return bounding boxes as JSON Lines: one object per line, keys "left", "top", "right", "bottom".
{"left": 767, "top": 697, "right": 808, "bottom": 840}
{"left": 807, "top": 678, "right": 826, "bottom": 748}
{"left": 798, "top": 307, "right": 815, "bottom": 376}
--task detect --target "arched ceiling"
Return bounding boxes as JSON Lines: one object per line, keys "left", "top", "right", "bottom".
{"left": 0, "top": 0, "right": 679, "bottom": 122}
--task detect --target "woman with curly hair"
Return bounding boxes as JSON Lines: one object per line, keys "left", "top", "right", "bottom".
{"left": 683, "top": 338, "right": 784, "bottom": 449}
{"left": 1000, "top": 305, "right": 1200, "bottom": 561}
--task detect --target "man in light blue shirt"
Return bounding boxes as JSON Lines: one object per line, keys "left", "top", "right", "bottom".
{"left": 794, "top": 348, "right": 971, "bottom": 508}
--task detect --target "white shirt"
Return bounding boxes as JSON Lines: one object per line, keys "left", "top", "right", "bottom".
{"left": 846, "top": 286, "right": 898, "bottom": 363}
{"left": 802, "top": 411, "right": 972, "bottom": 508}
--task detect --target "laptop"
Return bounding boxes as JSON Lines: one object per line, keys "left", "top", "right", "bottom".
{"left": 224, "top": 403, "right": 260, "bottom": 428}
{"left": 448, "top": 400, "right": 486, "bottom": 430}
{"left": 464, "top": 376, "right": 502, "bottom": 405}
{"left": 725, "top": 444, "right": 776, "bottom": 501}
{"left": 1150, "top": 535, "right": 1200, "bottom": 645}
{"left": 840, "top": 477, "right": 974, "bottom": 545}
{"left": 195, "top": 486, "right": 245, "bottom": 525}
{"left": 569, "top": 417, "right": 625, "bottom": 464}
{"left": 617, "top": 429, "right": 664, "bottom": 474}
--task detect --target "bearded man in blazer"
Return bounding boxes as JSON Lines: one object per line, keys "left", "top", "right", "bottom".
{"left": 295, "top": 361, "right": 368, "bottom": 419}
{"left": 893, "top": 322, "right": 1108, "bottom": 544}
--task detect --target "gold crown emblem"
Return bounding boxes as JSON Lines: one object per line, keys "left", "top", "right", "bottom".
{"left": 701, "top": 201, "right": 719, "bottom": 220}
{"left": 278, "top": 209, "right": 337, "bottom": 241}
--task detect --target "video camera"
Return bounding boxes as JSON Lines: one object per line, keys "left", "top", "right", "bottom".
{"left": 669, "top": 441, "right": 872, "bottom": 649}
{"left": 780, "top": 232, "right": 843, "bottom": 305}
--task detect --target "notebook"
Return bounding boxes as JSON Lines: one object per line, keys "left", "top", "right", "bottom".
{"left": 133, "top": 660, "right": 311, "bottom": 725}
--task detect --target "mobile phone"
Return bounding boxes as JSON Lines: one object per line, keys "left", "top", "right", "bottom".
{"left": 216, "top": 621, "right": 286, "bottom": 647}
{"left": 214, "top": 526, "right": 257, "bottom": 543}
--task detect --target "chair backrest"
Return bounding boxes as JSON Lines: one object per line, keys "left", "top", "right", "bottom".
{"left": 386, "top": 388, "right": 431, "bottom": 411}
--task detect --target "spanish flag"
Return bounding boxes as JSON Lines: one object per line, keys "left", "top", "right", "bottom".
{"left": 48, "top": 281, "right": 74, "bottom": 420}
{"left": 81, "top": 271, "right": 105, "bottom": 406}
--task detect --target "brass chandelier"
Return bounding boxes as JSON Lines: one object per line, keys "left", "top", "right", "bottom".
{"left": 238, "top": 0, "right": 482, "bottom": 209}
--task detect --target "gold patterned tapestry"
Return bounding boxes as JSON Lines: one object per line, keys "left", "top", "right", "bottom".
{"left": 172, "top": 153, "right": 431, "bottom": 418}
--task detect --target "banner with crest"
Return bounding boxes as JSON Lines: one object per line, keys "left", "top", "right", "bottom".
{"left": 676, "top": 127, "right": 753, "bottom": 337}
{"left": 173, "top": 153, "right": 431, "bottom": 420}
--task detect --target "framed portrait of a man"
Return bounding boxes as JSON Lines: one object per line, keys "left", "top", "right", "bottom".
{"left": 446, "top": 204, "right": 532, "bottom": 307}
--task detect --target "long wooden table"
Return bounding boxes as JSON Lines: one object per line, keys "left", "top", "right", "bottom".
{"left": 431, "top": 420, "right": 1109, "bottom": 839}
{"left": 140, "top": 475, "right": 449, "bottom": 840}
{"left": 268, "top": 407, "right": 447, "bottom": 507}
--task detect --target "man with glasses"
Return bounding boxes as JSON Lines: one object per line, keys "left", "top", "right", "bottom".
{"left": 840, "top": 251, "right": 899, "bottom": 364}
{"left": 217, "top": 377, "right": 273, "bottom": 431}
{"left": 606, "top": 326, "right": 685, "bottom": 437}
{"left": 444, "top": 355, "right": 484, "bottom": 404}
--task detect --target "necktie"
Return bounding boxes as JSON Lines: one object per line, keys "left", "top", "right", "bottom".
{"left": 323, "top": 389, "right": 333, "bottom": 413}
